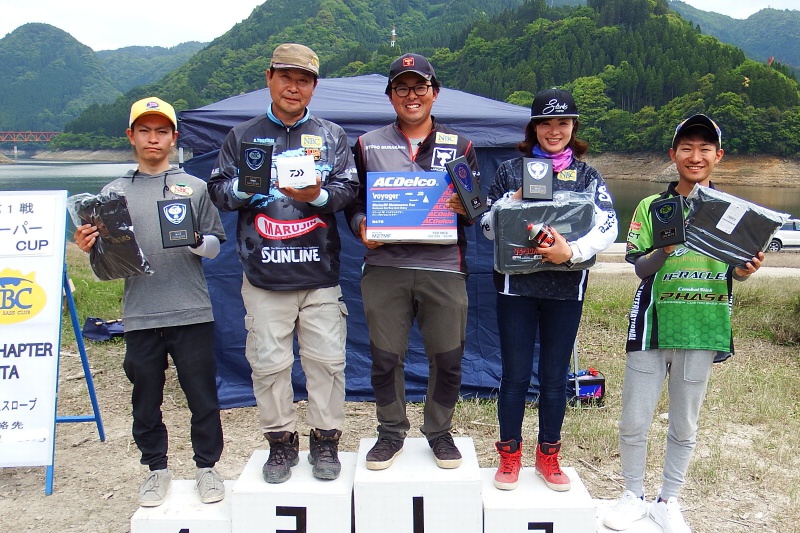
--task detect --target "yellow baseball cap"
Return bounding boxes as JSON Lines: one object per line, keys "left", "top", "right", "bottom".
{"left": 129, "top": 97, "right": 177, "bottom": 129}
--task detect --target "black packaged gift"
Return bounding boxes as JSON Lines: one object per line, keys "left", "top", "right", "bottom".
{"left": 68, "top": 189, "right": 154, "bottom": 280}
{"left": 684, "top": 185, "right": 789, "bottom": 268}
{"left": 493, "top": 187, "right": 596, "bottom": 274}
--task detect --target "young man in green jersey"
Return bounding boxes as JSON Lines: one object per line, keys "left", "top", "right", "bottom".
{"left": 602, "top": 115, "right": 764, "bottom": 533}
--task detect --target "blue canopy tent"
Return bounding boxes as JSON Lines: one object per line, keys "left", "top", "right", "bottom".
{"left": 177, "top": 74, "right": 537, "bottom": 408}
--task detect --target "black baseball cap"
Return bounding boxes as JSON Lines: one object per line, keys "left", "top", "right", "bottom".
{"left": 388, "top": 53, "right": 436, "bottom": 82}
{"left": 530, "top": 87, "right": 579, "bottom": 119}
{"left": 672, "top": 114, "right": 722, "bottom": 149}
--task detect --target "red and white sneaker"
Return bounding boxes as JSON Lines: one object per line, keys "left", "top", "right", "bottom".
{"left": 493, "top": 439, "right": 522, "bottom": 490}
{"left": 535, "top": 441, "right": 571, "bottom": 491}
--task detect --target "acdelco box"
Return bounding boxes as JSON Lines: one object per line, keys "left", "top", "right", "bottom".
{"left": 366, "top": 171, "right": 457, "bottom": 244}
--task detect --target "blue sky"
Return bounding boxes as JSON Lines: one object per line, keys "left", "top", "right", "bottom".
{"left": 0, "top": 0, "right": 797, "bottom": 51}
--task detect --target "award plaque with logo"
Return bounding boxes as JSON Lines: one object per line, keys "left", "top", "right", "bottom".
{"left": 522, "top": 158, "right": 553, "bottom": 200}
{"left": 650, "top": 196, "right": 685, "bottom": 248}
{"left": 444, "top": 156, "right": 487, "bottom": 221}
{"left": 238, "top": 142, "right": 274, "bottom": 194}
{"left": 157, "top": 198, "right": 196, "bottom": 248}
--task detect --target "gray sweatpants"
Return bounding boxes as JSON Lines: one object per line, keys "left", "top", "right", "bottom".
{"left": 618, "top": 349, "right": 715, "bottom": 500}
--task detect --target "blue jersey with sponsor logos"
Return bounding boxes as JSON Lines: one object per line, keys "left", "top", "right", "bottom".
{"left": 344, "top": 119, "right": 479, "bottom": 274}
{"left": 208, "top": 110, "right": 358, "bottom": 291}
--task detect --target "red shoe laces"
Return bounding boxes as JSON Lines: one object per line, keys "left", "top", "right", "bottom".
{"left": 539, "top": 451, "right": 563, "bottom": 472}
{"left": 498, "top": 451, "right": 521, "bottom": 474}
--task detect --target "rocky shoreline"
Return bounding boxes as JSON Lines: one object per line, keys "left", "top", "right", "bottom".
{"left": 3, "top": 149, "right": 799, "bottom": 188}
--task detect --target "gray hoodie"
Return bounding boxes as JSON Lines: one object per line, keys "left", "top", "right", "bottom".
{"left": 102, "top": 167, "right": 225, "bottom": 331}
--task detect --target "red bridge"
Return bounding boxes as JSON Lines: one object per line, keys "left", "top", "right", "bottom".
{"left": 0, "top": 131, "right": 60, "bottom": 142}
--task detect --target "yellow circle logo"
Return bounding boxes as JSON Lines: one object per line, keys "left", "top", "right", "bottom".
{"left": 0, "top": 269, "right": 47, "bottom": 324}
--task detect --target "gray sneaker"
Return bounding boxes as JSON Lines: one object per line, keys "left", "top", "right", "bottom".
{"left": 262, "top": 431, "right": 300, "bottom": 484}
{"left": 138, "top": 468, "right": 171, "bottom": 507}
{"left": 195, "top": 467, "right": 225, "bottom": 504}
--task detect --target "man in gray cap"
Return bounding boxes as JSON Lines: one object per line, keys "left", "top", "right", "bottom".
{"left": 208, "top": 43, "right": 358, "bottom": 484}
{"left": 345, "top": 53, "right": 480, "bottom": 471}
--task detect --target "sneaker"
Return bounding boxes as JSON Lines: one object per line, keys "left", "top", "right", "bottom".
{"left": 649, "top": 496, "right": 692, "bottom": 533}
{"left": 308, "top": 429, "right": 342, "bottom": 480}
{"left": 195, "top": 467, "right": 225, "bottom": 504}
{"left": 429, "top": 433, "right": 462, "bottom": 469}
{"left": 535, "top": 442, "right": 571, "bottom": 491}
{"left": 262, "top": 431, "right": 299, "bottom": 484}
{"left": 493, "top": 439, "right": 522, "bottom": 490}
{"left": 365, "top": 435, "right": 404, "bottom": 470}
{"left": 603, "top": 490, "right": 648, "bottom": 531}
{"left": 138, "top": 468, "right": 171, "bottom": 507}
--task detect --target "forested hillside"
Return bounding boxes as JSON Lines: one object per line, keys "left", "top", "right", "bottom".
{"left": 97, "top": 42, "right": 207, "bottom": 93}
{"left": 0, "top": 24, "right": 204, "bottom": 134}
{"left": 670, "top": 1, "right": 800, "bottom": 73}
{"left": 59, "top": 0, "right": 800, "bottom": 157}
{"left": 0, "top": 23, "right": 121, "bottom": 131}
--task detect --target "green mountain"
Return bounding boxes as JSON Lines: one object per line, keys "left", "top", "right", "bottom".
{"left": 669, "top": 1, "right": 800, "bottom": 72}
{"left": 0, "top": 23, "right": 121, "bottom": 131}
{"left": 47, "top": 0, "right": 800, "bottom": 157}
{"left": 97, "top": 42, "right": 207, "bottom": 93}
{"left": 0, "top": 23, "right": 205, "bottom": 133}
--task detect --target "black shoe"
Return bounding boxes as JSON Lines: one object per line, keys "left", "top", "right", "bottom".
{"left": 365, "top": 435, "right": 404, "bottom": 470}
{"left": 308, "top": 429, "right": 342, "bottom": 480}
{"left": 429, "top": 433, "right": 462, "bottom": 469}
{"left": 262, "top": 431, "right": 299, "bottom": 484}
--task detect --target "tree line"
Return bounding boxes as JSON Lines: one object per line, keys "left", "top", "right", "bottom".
{"left": 57, "top": 0, "right": 800, "bottom": 156}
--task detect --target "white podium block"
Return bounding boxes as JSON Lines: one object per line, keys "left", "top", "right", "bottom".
{"left": 131, "top": 480, "right": 234, "bottom": 533}
{"left": 353, "top": 437, "right": 482, "bottom": 533}
{"left": 481, "top": 467, "right": 595, "bottom": 533}
{"left": 230, "top": 449, "right": 357, "bottom": 533}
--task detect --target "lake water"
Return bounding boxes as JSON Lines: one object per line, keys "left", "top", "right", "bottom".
{"left": 1, "top": 160, "right": 799, "bottom": 242}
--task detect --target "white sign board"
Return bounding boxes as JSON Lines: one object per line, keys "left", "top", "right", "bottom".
{"left": 0, "top": 190, "right": 67, "bottom": 467}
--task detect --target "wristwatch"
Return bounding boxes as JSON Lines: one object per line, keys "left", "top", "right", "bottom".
{"left": 565, "top": 242, "right": 582, "bottom": 268}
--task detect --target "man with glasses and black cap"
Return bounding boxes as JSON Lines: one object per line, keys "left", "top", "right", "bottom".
{"left": 208, "top": 43, "right": 358, "bottom": 485}
{"left": 345, "top": 53, "right": 479, "bottom": 471}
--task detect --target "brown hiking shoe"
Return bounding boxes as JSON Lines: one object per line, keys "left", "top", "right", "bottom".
{"left": 262, "top": 431, "right": 299, "bottom": 484}
{"left": 308, "top": 429, "right": 342, "bottom": 480}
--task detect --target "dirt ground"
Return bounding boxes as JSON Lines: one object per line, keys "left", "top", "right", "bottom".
{"left": 2, "top": 257, "right": 799, "bottom": 532}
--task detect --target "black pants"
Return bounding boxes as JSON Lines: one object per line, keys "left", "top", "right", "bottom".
{"left": 123, "top": 322, "right": 223, "bottom": 470}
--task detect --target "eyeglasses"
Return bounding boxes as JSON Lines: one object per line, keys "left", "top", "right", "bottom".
{"left": 392, "top": 84, "right": 432, "bottom": 97}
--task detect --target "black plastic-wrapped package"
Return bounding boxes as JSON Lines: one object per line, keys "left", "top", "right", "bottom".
{"left": 684, "top": 185, "right": 789, "bottom": 268}
{"left": 493, "top": 188, "right": 596, "bottom": 274}
{"left": 67, "top": 189, "right": 154, "bottom": 280}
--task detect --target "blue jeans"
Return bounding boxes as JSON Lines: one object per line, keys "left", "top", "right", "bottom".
{"left": 496, "top": 293, "right": 583, "bottom": 444}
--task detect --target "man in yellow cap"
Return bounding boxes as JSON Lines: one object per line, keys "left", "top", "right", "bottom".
{"left": 208, "top": 44, "right": 357, "bottom": 484}
{"left": 75, "top": 97, "right": 227, "bottom": 507}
